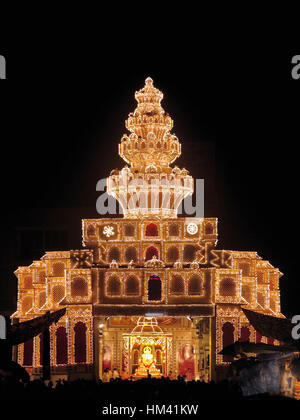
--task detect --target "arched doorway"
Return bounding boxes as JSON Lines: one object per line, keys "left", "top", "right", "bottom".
{"left": 148, "top": 275, "right": 162, "bottom": 301}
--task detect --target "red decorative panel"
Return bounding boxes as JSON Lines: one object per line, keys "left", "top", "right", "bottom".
{"left": 178, "top": 344, "right": 195, "bottom": 378}
{"left": 39, "top": 332, "right": 43, "bottom": 366}
{"left": 145, "top": 246, "right": 158, "bottom": 261}
{"left": 56, "top": 326, "right": 68, "bottom": 365}
{"left": 222, "top": 322, "right": 235, "bottom": 362}
{"left": 74, "top": 322, "right": 87, "bottom": 363}
{"left": 256, "top": 331, "right": 262, "bottom": 343}
{"left": 103, "top": 345, "right": 111, "bottom": 372}
{"left": 23, "top": 338, "right": 34, "bottom": 366}
{"left": 145, "top": 223, "right": 158, "bottom": 236}
{"left": 240, "top": 326, "right": 250, "bottom": 342}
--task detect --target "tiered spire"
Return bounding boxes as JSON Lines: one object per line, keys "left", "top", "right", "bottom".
{"left": 107, "top": 78, "right": 193, "bottom": 218}
{"left": 119, "top": 77, "right": 181, "bottom": 171}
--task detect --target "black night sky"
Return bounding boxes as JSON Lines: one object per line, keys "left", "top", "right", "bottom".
{"left": 0, "top": 23, "right": 299, "bottom": 317}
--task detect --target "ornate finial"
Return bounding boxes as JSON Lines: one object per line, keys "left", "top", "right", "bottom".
{"left": 145, "top": 77, "right": 153, "bottom": 86}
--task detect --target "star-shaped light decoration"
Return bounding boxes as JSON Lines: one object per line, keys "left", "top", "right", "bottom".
{"left": 103, "top": 225, "right": 115, "bottom": 238}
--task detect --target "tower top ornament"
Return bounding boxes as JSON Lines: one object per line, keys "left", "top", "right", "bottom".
{"left": 119, "top": 77, "right": 181, "bottom": 170}
{"left": 107, "top": 78, "right": 194, "bottom": 218}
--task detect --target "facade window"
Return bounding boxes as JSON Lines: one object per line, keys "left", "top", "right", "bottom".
{"left": 71, "top": 277, "right": 88, "bottom": 297}
{"left": 125, "top": 276, "right": 139, "bottom": 296}
{"left": 107, "top": 276, "right": 121, "bottom": 296}
{"left": 166, "top": 246, "right": 179, "bottom": 263}
{"left": 170, "top": 275, "right": 184, "bottom": 294}
{"left": 183, "top": 245, "right": 198, "bottom": 262}
{"left": 188, "top": 275, "right": 203, "bottom": 295}
{"left": 125, "top": 247, "right": 137, "bottom": 263}
{"left": 52, "top": 262, "right": 65, "bottom": 277}
{"left": 219, "top": 277, "right": 236, "bottom": 297}
{"left": 108, "top": 246, "right": 121, "bottom": 262}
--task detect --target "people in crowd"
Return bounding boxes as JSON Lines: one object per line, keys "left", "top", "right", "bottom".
{"left": 112, "top": 368, "right": 119, "bottom": 380}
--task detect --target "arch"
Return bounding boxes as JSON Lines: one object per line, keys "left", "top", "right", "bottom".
{"left": 188, "top": 274, "right": 203, "bottom": 295}
{"left": 52, "top": 262, "right": 65, "bottom": 277}
{"left": 145, "top": 223, "right": 158, "bottom": 236}
{"left": 108, "top": 246, "right": 121, "bottom": 262}
{"left": 125, "top": 275, "right": 139, "bottom": 296}
{"left": 170, "top": 275, "right": 184, "bottom": 294}
{"left": 145, "top": 246, "right": 158, "bottom": 261}
{"left": 148, "top": 275, "right": 162, "bottom": 301}
{"left": 52, "top": 285, "right": 65, "bottom": 303}
{"left": 166, "top": 246, "right": 179, "bottom": 263}
{"left": 183, "top": 245, "right": 199, "bottom": 262}
{"left": 240, "top": 326, "right": 250, "bottom": 342}
{"left": 71, "top": 277, "right": 88, "bottom": 297}
{"left": 204, "top": 223, "right": 213, "bottom": 235}
{"left": 107, "top": 275, "right": 121, "bottom": 296}
{"left": 222, "top": 322, "right": 235, "bottom": 362}
{"left": 56, "top": 326, "right": 68, "bottom": 365}
{"left": 219, "top": 277, "right": 236, "bottom": 297}
{"left": 125, "top": 246, "right": 137, "bottom": 263}
{"left": 74, "top": 321, "right": 87, "bottom": 363}
{"left": 23, "top": 338, "right": 34, "bottom": 366}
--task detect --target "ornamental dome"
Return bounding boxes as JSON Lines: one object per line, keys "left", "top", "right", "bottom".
{"left": 130, "top": 317, "right": 164, "bottom": 334}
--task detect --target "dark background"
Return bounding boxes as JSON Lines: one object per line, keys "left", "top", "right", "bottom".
{"left": 0, "top": 25, "right": 299, "bottom": 317}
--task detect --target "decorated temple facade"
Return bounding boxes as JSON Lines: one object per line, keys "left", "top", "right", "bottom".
{"left": 11, "top": 78, "right": 284, "bottom": 382}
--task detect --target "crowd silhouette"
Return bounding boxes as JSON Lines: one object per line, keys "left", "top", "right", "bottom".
{"left": 1, "top": 373, "right": 291, "bottom": 404}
